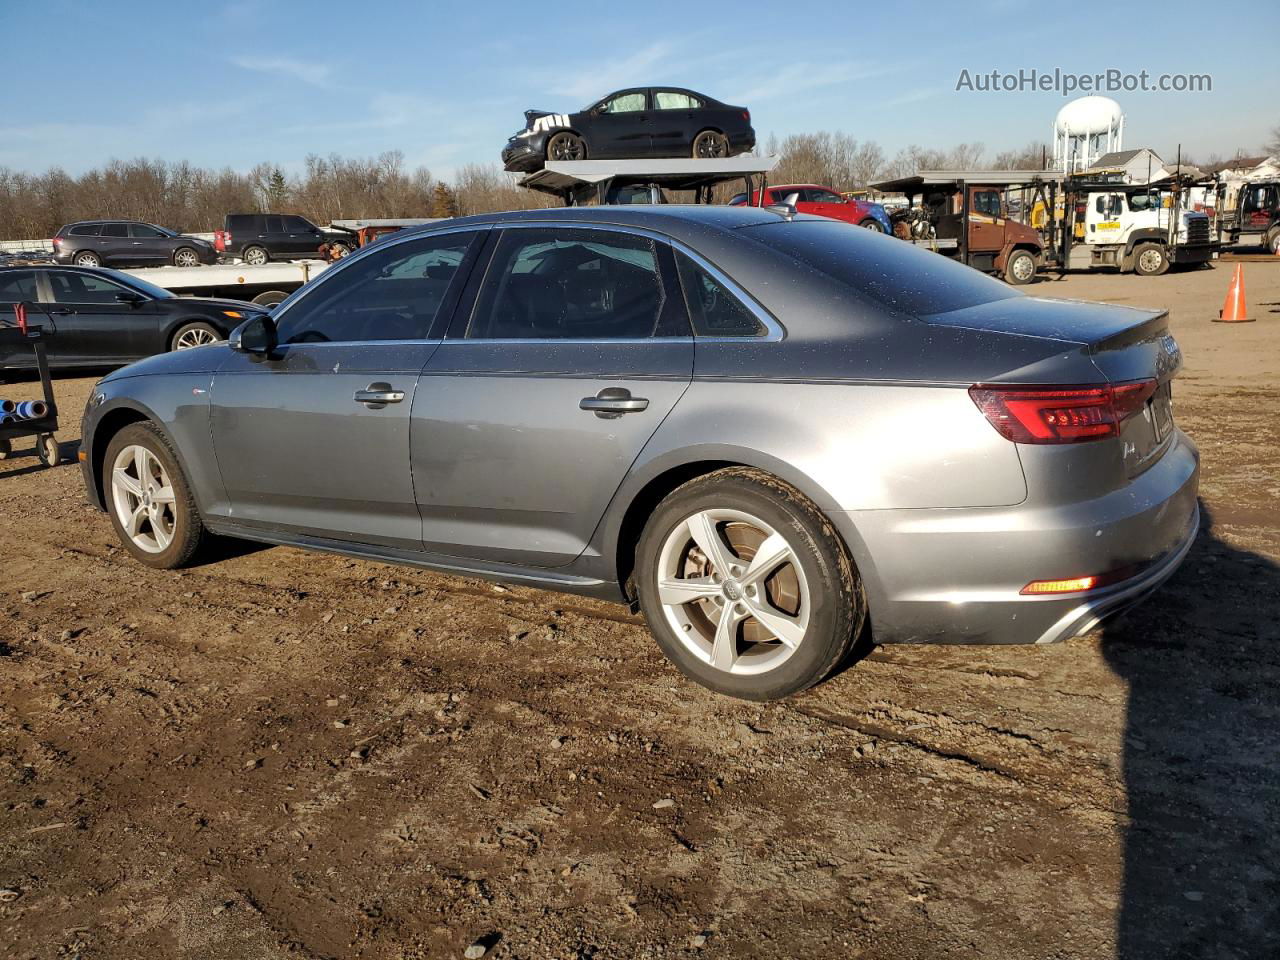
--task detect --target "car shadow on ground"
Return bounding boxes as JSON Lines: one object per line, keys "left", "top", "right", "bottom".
{"left": 1100, "top": 501, "right": 1280, "bottom": 958}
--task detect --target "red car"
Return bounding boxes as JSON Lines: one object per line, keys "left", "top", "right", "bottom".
{"left": 729, "top": 184, "right": 892, "bottom": 233}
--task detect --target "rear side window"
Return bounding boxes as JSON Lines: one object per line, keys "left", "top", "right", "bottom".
{"left": 468, "top": 228, "right": 666, "bottom": 340}
{"left": 655, "top": 91, "right": 701, "bottom": 109}
{"left": 275, "top": 233, "right": 476, "bottom": 344}
{"left": 750, "top": 219, "right": 1019, "bottom": 316}
{"left": 675, "top": 251, "right": 766, "bottom": 338}
{"left": 100, "top": 223, "right": 129, "bottom": 238}
{"left": 264, "top": 216, "right": 286, "bottom": 234}
{"left": 226, "top": 215, "right": 255, "bottom": 231}
{"left": 68, "top": 223, "right": 101, "bottom": 236}
{"left": 0, "top": 270, "right": 37, "bottom": 304}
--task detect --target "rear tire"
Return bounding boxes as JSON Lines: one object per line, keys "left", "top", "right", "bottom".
{"left": 73, "top": 251, "right": 101, "bottom": 267}
{"left": 1004, "top": 249, "right": 1037, "bottom": 285}
{"left": 1133, "top": 242, "right": 1169, "bottom": 276}
{"left": 242, "top": 245, "right": 269, "bottom": 266}
{"left": 692, "top": 130, "right": 730, "bottom": 159}
{"left": 172, "top": 247, "right": 201, "bottom": 268}
{"left": 636, "top": 467, "right": 864, "bottom": 701}
{"left": 104, "top": 422, "right": 206, "bottom": 569}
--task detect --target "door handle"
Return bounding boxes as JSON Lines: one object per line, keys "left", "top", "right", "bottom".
{"left": 579, "top": 387, "right": 649, "bottom": 419}
{"left": 354, "top": 382, "right": 405, "bottom": 407}
{"left": 47, "top": 307, "right": 74, "bottom": 316}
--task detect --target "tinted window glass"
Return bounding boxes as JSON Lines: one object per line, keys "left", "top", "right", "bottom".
{"left": 809, "top": 189, "right": 843, "bottom": 204}
{"left": 0, "top": 270, "right": 37, "bottom": 304}
{"left": 48, "top": 272, "right": 129, "bottom": 304}
{"left": 130, "top": 224, "right": 166, "bottom": 238}
{"left": 284, "top": 216, "right": 314, "bottom": 231}
{"left": 264, "top": 216, "right": 286, "bottom": 234}
{"left": 728, "top": 193, "right": 747, "bottom": 206}
{"left": 675, "top": 251, "right": 765, "bottom": 338}
{"left": 468, "top": 228, "right": 665, "bottom": 340}
{"left": 655, "top": 91, "right": 701, "bottom": 110}
{"left": 68, "top": 223, "right": 101, "bottom": 236}
{"left": 601, "top": 92, "right": 646, "bottom": 113}
{"left": 100, "top": 223, "right": 129, "bottom": 238}
{"left": 750, "top": 219, "right": 1018, "bottom": 316}
{"left": 275, "top": 233, "right": 475, "bottom": 344}
{"left": 226, "top": 215, "right": 255, "bottom": 231}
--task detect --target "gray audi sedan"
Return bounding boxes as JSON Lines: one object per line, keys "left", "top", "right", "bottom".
{"left": 80, "top": 206, "right": 1199, "bottom": 700}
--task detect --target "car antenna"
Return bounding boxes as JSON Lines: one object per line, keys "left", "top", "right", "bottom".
{"left": 765, "top": 191, "right": 799, "bottom": 221}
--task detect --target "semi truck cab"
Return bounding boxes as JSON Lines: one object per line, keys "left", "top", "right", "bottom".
{"left": 1067, "top": 183, "right": 1214, "bottom": 275}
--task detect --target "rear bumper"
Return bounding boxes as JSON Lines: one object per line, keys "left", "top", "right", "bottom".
{"left": 852, "top": 428, "right": 1200, "bottom": 645}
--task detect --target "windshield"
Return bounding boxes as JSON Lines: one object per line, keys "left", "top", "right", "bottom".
{"left": 116, "top": 272, "right": 175, "bottom": 299}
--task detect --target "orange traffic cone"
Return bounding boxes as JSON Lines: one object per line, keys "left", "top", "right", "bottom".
{"left": 1214, "top": 265, "right": 1253, "bottom": 323}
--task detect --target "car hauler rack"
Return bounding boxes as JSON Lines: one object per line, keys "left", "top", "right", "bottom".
{"left": 518, "top": 156, "right": 781, "bottom": 206}
{"left": 119, "top": 260, "right": 332, "bottom": 306}
{"left": 0, "top": 305, "right": 60, "bottom": 468}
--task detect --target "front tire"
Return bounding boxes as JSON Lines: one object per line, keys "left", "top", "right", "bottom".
{"left": 636, "top": 468, "right": 864, "bottom": 700}
{"left": 73, "top": 251, "right": 101, "bottom": 267}
{"left": 692, "top": 129, "right": 730, "bottom": 159}
{"left": 1133, "top": 242, "right": 1169, "bottom": 276}
{"left": 170, "top": 321, "right": 222, "bottom": 350}
{"left": 1004, "top": 249, "right": 1037, "bottom": 285}
{"left": 242, "top": 245, "right": 269, "bottom": 266}
{"left": 104, "top": 422, "right": 206, "bottom": 569}
{"left": 172, "top": 247, "right": 201, "bottom": 268}
{"left": 859, "top": 218, "right": 885, "bottom": 233}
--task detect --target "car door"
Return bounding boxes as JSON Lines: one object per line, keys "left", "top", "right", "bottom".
{"left": 39, "top": 270, "right": 161, "bottom": 363}
{"left": 258, "top": 215, "right": 291, "bottom": 258}
{"left": 651, "top": 89, "right": 702, "bottom": 157}
{"left": 0, "top": 269, "right": 39, "bottom": 367}
{"left": 586, "top": 90, "right": 653, "bottom": 158}
{"left": 412, "top": 224, "right": 693, "bottom": 568}
{"left": 968, "top": 187, "right": 1005, "bottom": 253}
{"left": 285, "top": 216, "right": 324, "bottom": 257}
{"left": 207, "top": 228, "right": 485, "bottom": 548}
{"left": 97, "top": 222, "right": 131, "bottom": 265}
{"left": 128, "top": 223, "right": 170, "bottom": 264}
{"left": 805, "top": 188, "right": 856, "bottom": 224}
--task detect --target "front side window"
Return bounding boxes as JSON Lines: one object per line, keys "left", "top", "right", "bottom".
{"left": 100, "top": 223, "right": 129, "bottom": 238}
{"left": 49, "top": 272, "right": 129, "bottom": 304}
{"left": 468, "top": 228, "right": 666, "bottom": 340}
{"left": 600, "top": 92, "right": 646, "bottom": 114}
{"left": 654, "top": 91, "right": 701, "bottom": 110}
{"left": 130, "top": 224, "right": 166, "bottom": 238}
{"left": 284, "top": 216, "right": 315, "bottom": 232}
{"left": 810, "top": 189, "right": 844, "bottom": 204}
{"left": 973, "top": 191, "right": 1002, "bottom": 216}
{"left": 0, "top": 270, "right": 37, "bottom": 304}
{"left": 274, "top": 233, "right": 476, "bottom": 344}
{"left": 264, "top": 216, "right": 286, "bottom": 234}
{"left": 675, "top": 251, "right": 766, "bottom": 338}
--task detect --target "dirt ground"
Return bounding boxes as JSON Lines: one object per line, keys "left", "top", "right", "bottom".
{"left": 2, "top": 261, "right": 1278, "bottom": 960}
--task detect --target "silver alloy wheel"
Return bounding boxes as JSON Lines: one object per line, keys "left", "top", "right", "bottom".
{"left": 174, "top": 249, "right": 199, "bottom": 267}
{"left": 110, "top": 444, "right": 177, "bottom": 554}
{"left": 244, "top": 247, "right": 268, "bottom": 266}
{"left": 1011, "top": 252, "right": 1035, "bottom": 282}
{"left": 74, "top": 252, "right": 100, "bottom": 266}
{"left": 174, "top": 327, "right": 219, "bottom": 349}
{"left": 862, "top": 220, "right": 883, "bottom": 231}
{"left": 1138, "top": 247, "right": 1164, "bottom": 274}
{"left": 656, "top": 508, "right": 810, "bottom": 676}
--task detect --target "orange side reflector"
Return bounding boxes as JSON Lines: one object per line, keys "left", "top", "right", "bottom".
{"left": 1020, "top": 575, "right": 1098, "bottom": 595}
{"left": 77, "top": 450, "right": 87, "bottom": 462}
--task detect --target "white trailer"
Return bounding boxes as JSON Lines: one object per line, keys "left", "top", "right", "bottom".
{"left": 119, "top": 260, "right": 331, "bottom": 306}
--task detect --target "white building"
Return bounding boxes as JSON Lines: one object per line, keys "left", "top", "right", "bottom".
{"left": 1087, "top": 148, "right": 1166, "bottom": 184}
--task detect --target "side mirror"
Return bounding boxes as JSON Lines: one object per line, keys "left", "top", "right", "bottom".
{"left": 229, "top": 314, "right": 278, "bottom": 357}
{"left": 115, "top": 290, "right": 145, "bottom": 306}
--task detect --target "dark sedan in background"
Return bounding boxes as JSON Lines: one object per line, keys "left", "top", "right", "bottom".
{"left": 0, "top": 265, "right": 260, "bottom": 371}
{"left": 502, "top": 87, "right": 755, "bottom": 172}
{"left": 53, "top": 220, "right": 218, "bottom": 269}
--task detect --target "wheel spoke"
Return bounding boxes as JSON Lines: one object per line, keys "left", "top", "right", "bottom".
{"left": 686, "top": 511, "right": 735, "bottom": 576}
{"left": 740, "top": 532, "right": 794, "bottom": 587}
{"left": 747, "top": 600, "right": 805, "bottom": 649}
{"left": 658, "top": 576, "right": 721, "bottom": 605}
{"left": 151, "top": 484, "right": 175, "bottom": 505}
{"left": 113, "top": 467, "right": 144, "bottom": 498}
{"left": 152, "top": 515, "right": 173, "bottom": 550}
{"left": 125, "top": 504, "right": 147, "bottom": 538}
{"left": 711, "top": 603, "right": 742, "bottom": 670}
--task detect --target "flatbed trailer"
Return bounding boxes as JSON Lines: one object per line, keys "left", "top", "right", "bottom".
{"left": 119, "top": 260, "right": 331, "bottom": 306}
{"left": 519, "top": 156, "right": 780, "bottom": 206}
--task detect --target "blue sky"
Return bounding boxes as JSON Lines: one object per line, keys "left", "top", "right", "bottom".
{"left": 2, "top": 0, "right": 1274, "bottom": 178}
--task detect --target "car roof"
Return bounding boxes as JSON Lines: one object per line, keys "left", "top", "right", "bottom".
{"left": 414, "top": 204, "right": 788, "bottom": 240}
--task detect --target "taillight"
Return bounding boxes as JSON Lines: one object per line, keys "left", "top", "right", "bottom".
{"left": 969, "top": 380, "right": 1157, "bottom": 444}
{"left": 743, "top": 110, "right": 750, "bottom": 123}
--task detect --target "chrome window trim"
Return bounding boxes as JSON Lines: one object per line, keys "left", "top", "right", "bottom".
{"left": 267, "top": 222, "right": 493, "bottom": 331}
{"left": 456, "top": 219, "right": 784, "bottom": 344}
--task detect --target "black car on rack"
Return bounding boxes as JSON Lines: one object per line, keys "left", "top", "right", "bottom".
{"left": 214, "top": 213, "right": 357, "bottom": 265}
{"left": 0, "top": 265, "right": 261, "bottom": 371}
{"left": 52, "top": 220, "right": 218, "bottom": 269}
{"left": 502, "top": 87, "right": 755, "bottom": 173}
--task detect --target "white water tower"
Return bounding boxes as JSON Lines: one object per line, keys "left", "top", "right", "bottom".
{"left": 1052, "top": 96, "right": 1124, "bottom": 174}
